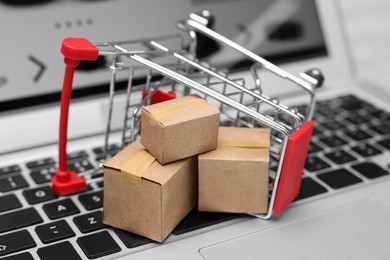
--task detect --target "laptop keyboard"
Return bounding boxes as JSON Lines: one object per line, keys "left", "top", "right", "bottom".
{"left": 0, "top": 94, "right": 389, "bottom": 259}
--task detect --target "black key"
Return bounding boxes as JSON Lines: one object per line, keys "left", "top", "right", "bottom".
{"left": 317, "top": 168, "right": 362, "bottom": 189}
{"left": 343, "top": 129, "right": 372, "bottom": 141}
{"left": 92, "top": 144, "right": 119, "bottom": 155}
{"left": 89, "top": 168, "right": 103, "bottom": 180}
{"left": 77, "top": 231, "right": 121, "bottom": 259}
{"left": 25, "top": 158, "right": 55, "bottom": 169}
{"left": 68, "top": 159, "right": 94, "bottom": 174}
{"left": 37, "top": 241, "right": 82, "bottom": 260}
{"left": 115, "top": 229, "right": 153, "bottom": 248}
{"left": 67, "top": 150, "right": 88, "bottom": 161}
{"left": 351, "top": 143, "right": 382, "bottom": 157}
{"left": 0, "top": 207, "right": 42, "bottom": 233}
{"left": 96, "top": 181, "right": 104, "bottom": 188}
{"left": 78, "top": 191, "right": 103, "bottom": 210}
{"left": 371, "top": 109, "right": 390, "bottom": 121}
{"left": 308, "top": 142, "right": 323, "bottom": 154}
{"left": 0, "top": 194, "right": 22, "bottom": 213}
{"left": 318, "top": 135, "right": 348, "bottom": 148}
{"left": 73, "top": 211, "right": 105, "bottom": 233}
{"left": 378, "top": 138, "right": 390, "bottom": 150}
{"left": 0, "top": 175, "right": 29, "bottom": 192}
{"left": 341, "top": 100, "right": 366, "bottom": 111}
{"left": 369, "top": 123, "right": 390, "bottom": 135}
{"left": 22, "top": 186, "right": 58, "bottom": 205}
{"left": 324, "top": 150, "right": 356, "bottom": 165}
{"left": 0, "top": 230, "right": 36, "bottom": 257}
{"left": 35, "top": 220, "right": 75, "bottom": 244}
{"left": 321, "top": 120, "right": 346, "bottom": 131}
{"left": 305, "top": 157, "right": 331, "bottom": 172}
{"left": 312, "top": 126, "right": 323, "bottom": 136}
{"left": 173, "top": 208, "right": 242, "bottom": 235}
{"left": 316, "top": 103, "right": 341, "bottom": 117}
{"left": 343, "top": 114, "right": 371, "bottom": 125}
{"left": 352, "top": 162, "right": 389, "bottom": 179}
{"left": 294, "top": 177, "right": 327, "bottom": 201}
{"left": 1, "top": 252, "right": 34, "bottom": 260}
{"left": 0, "top": 165, "right": 21, "bottom": 176}
{"left": 43, "top": 199, "right": 80, "bottom": 220}
{"left": 30, "top": 166, "right": 56, "bottom": 184}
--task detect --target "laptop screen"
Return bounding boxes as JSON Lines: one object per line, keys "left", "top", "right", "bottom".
{"left": 0, "top": 0, "right": 326, "bottom": 112}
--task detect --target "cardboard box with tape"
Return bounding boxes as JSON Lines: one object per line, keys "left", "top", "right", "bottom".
{"left": 141, "top": 94, "right": 220, "bottom": 164}
{"left": 198, "top": 126, "right": 270, "bottom": 214}
{"left": 103, "top": 140, "right": 197, "bottom": 242}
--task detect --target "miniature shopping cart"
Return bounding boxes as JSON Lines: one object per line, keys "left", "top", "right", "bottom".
{"left": 52, "top": 11, "right": 323, "bottom": 219}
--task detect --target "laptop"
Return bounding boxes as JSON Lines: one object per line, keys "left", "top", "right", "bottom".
{"left": 1, "top": 0, "right": 390, "bottom": 259}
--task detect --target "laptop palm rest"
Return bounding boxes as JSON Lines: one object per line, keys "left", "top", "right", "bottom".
{"left": 199, "top": 200, "right": 390, "bottom": 260}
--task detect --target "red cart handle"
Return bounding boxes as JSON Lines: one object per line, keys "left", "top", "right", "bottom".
{"left": 52, "top": 38, "right": 99, "bottom": 195}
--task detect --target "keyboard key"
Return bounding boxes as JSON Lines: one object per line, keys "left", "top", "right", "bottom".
{"left": 343, "top": 129, "right": 372, "bottom": 141}
{"left": 73, "top": 211, "right": 105, "bottom": 233}
{"left": 305, "top": 157, "right": 331, "bottom": 172}
{"left": 0, "top": 230, "right": 36, "bottom": 257}
{"left": 343, "top": 114, "right": 371, "bottom": 125}
{"left": 91, "top": 170, "right": 104, "bottom": 179}
{"left": 67, "top": 150, "right": 88, "bottom": 161}
{"left": 30, "top": 166, "right": 56, "bottom": 184}
{"left": 22, "top": 186, "right": 58, "bottom": 205}
{"left": 1, "top": 252, "right": 34, "bottom": 260}
{"left": 77, "top": 231, "right": 121, "bottom": 259}
{"left": 25, "top": 158, "right": 55, "bottom": 169}
{"left": 352, "top": 162, "right": 389, "bottom": 179}
{"left": 97, "top": 181, "right": 104, "bottom": 188}
{"left": 324, "top": 150, "right": 356, "bottom": 165}
{"left": 37, "top": 241, "right": 82, "bottom": 260}
{"left": 308, "top": 142, "right": 323, "bottom": 154}
{"left": 369, "top": 123, "right": 390, "bottom": 135}
{"left": 351, "top": 143, "right": 382, "bottom": 157}
{"left": 35, "top": 220, "right": 75, "bottom": 244}
{"left": 294, "top": 177, "right": 328, "bottom": 201}
{"left": 321, "top": 120, "right": 346, "bottom": 131}
{"left": 378, "top": 138, "right": 390, "bottom": 150}
{"left": 371, "top": 109, "right": 390, "bottom": 121}
{"left": 0, "top": 175, "right": 29, "bottom": 192}
{"left": 92, "top": 144, "right": 119, "bottom": 155}
{"left": 0, "top": 194, "right": 22, "bottom": 213}
{"left": 0, "top": 165, "right": 21, "bottom": 176}
{"left": 115, "top": 229, "right": 153, "bottom": 248}
{"left": 318, "top": 136, "right": 347, "bottom": 148}
{"left": 68, "top": 159, "right": 94, "bottom": 174}
{"left": 0, "top": 207, "right": 42, "bottom": 233}
{"left": 317, "top": 168, "right": 362, "bottom": 189}
{"left": 78, "top": 191, "right": 103, "bottom": 210}
{"left": 340, "top": 100, "right": 367, "bottom": 111}
{"left": 43, "top": 199, "right": 80, "bottom": 220}
{"left": 172, "top": 209, "right": 242, "bottom": 235}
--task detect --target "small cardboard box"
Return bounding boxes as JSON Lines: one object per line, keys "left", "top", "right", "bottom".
{"left": 103, "top": 140, "right": 197, "bottom": 242}
{"left": 198, "top": 127, "right": 270, "bottom": 214}
{"left": 141, "top": 94, "right": 220, "bottom": 164}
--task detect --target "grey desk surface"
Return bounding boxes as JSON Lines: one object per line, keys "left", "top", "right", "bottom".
{"left": 340, "top": 0, "right": 390, "bottom": 83}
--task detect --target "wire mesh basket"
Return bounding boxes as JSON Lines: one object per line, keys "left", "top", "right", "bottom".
{"left": 53, "top": 11, "right": 323, "bottom": 218}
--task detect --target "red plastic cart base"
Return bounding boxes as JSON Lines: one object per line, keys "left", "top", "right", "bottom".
{"left": 273, "top": 121, "right": 314, "bottom": 217}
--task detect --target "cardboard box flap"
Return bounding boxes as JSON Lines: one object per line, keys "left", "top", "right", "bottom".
{"left": 142, "top": 94, "right": 219, "bottom": 127}
{"left": 103, "top": 140, "right": 183, "bottom": 185}
{"left": 218, "top": 126, "right": 271, "bottom": 148}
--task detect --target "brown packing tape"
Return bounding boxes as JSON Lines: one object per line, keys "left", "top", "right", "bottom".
{"left": 218, "top": 139, "right": 269, "bottom": 148}
{"left": 121, "top": 150, "right": 156, "bottom": 185}
{"left": 148, "top": 98, "right": 208, "bottom": 126}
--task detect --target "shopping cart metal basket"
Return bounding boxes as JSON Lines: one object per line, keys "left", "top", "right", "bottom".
{"left": 52, "top": 11, "right": 324, "bottom": 219}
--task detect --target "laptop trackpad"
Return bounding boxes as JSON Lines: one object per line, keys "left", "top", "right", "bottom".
{"left": 199, "top": 200, "right": 390, "bottom": 260}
